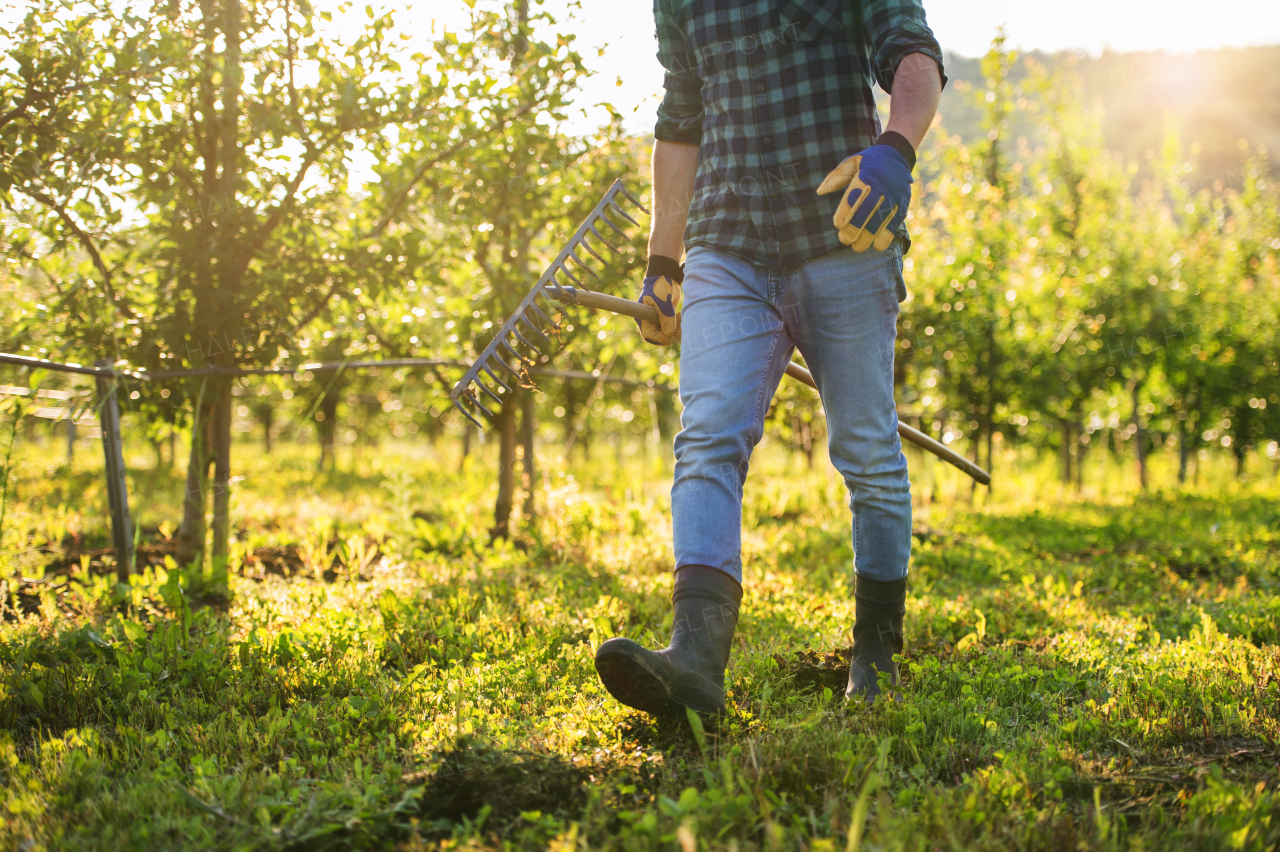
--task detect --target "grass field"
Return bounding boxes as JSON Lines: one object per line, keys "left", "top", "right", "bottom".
{"left": 1, "top": 435, "right": 1278, "bottom": 850}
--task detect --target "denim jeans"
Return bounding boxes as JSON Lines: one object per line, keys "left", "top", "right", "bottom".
{"left": 672, "top": 244, "right": 912, "bottom": 584}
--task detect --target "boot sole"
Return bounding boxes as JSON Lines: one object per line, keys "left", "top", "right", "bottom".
{"left": 595, "top": 643, "right": 685, "bottom": 718}
{"left": 595, "top": 641, "right": 728, "bottom": 718}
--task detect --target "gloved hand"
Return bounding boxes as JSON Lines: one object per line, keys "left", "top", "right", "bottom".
{"left": 636, "top": 255, "right": 683, "bottom": 346}
{"left": 817, "top": 131, "right": 915, "bottom": 252}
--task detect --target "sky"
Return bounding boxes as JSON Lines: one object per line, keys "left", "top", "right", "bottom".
{"left": 400, "top": 0, "right": 1280, "bottom": 135}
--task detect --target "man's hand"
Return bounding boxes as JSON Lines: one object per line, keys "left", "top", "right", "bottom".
{"left": 636, "top": 255, "right": 683, "bottom": 346}
{"left": 817, "top": 138, "right": 913, "bottom": 253}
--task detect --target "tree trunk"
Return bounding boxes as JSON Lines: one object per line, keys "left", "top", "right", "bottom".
{"left": 177, "top": 395, "right": 215, "bottom": 568}
{"left": 984, "top": 300, "right": 998, "bottom": 492}
{"left": 259, "top": 404, "right": 273, "bottom": 453}
{"left": 318, "top": 391, "right": 338, "bottom": 471}
{"left": 1074, "top": 428, "right": 1086, "bottom": 491}
{"left": 564, "top": 381, "right": 577, "bottom": 448}
{"left": 460, "top": 420, "right": 474, "bottom": 469}
{"left": 985, "top": 423, "right": 994, "bottom": 491}
{"left": 969, "top": 428, "right": 981, "bottom": 502}
{"left": 65, "top": 416, "right": 76, "bottom": 467}
{"left": 520, "top": 389, "right": 536, "bottom": 519}
{"left": 1059, "top": 419, "right": 1072, "bottom": 485}
{"left": 491, "top": 399, "right": 518, "bottom": 540}
{"left": 1131, "top": 384, "right": 1148, "bottom": 491}
{"left": 1177, "top": 419, "right": 1189, "bottom": 484}
{"left": 210, "top": 380, "right": 232, "bottom": 584}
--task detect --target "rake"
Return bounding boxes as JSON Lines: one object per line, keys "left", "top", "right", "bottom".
{"left": 450, "top": 179, "right": 990, "bottom": 485}
{"left": 449, "top": 179, "right": 645, "bottom": 426}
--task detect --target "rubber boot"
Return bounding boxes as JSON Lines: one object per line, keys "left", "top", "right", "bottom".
{"left": 846, "top": 575, "right": 906, "bottom": 705}
{"left": 595, "top": 565, "right": 742, "bottom": 717}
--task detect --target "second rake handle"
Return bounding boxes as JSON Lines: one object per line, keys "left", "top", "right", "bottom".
{"left": 563, "top": 288, "right": 991, "bottom": 486}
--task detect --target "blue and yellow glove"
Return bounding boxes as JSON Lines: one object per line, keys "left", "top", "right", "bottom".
{"left": 817, "top": 131, "right": 916, "bottom": 252}
{"left": 636, "top": 255, "right": 683, "bottom": 346}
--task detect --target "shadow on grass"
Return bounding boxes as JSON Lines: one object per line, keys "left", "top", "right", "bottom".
{"left": 277, "top": 741, "right": 614, "bottom": 851}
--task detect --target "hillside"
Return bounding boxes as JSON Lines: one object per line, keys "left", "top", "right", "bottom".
{"left": 936, "top": 45, "right": 1280, "bottom": 180}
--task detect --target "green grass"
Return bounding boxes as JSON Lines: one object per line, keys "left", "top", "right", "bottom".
{"left": 1, "top": 434, "right": 1278, "bottom": 850}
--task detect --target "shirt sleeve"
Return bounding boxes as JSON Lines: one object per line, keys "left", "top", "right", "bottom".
{"left": 653, "top": 0, "right": 704, "bottom": 145}
{"left": 857, "top": 0, "right": 948, "bottom": 94}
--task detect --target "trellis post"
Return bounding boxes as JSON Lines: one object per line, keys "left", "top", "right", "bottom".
{"left": 95, "top": 360, "right": 133, "bottom": 580}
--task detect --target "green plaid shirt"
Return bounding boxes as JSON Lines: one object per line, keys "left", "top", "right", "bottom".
{"left": 654, "top": 0, "right": 946, "bottom": 268}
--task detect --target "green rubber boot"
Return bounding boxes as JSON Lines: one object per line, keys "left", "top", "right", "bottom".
{"left": 595, "top": 565, "right": 742, "bottom": 717}
{"left": 846, "top": 575, "right": 906, "bottom": 705}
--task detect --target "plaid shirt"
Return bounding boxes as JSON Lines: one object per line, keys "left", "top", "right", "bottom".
{"left": 654, "top": 0, "right": 946, "bottom": 268}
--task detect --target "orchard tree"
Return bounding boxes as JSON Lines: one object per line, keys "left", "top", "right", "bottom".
{"left": 424, "top": 2, "right": 643, "bottom": 538}
{"left": 3, "top": 0, "right": 574, "bottom": 580}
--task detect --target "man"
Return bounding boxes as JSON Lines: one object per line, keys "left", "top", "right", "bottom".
{"left": 594, "top": 0, "right": 945, "bottom": 714}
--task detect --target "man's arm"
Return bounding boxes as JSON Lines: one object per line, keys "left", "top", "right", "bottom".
{"left": 883, "top": 52, "right": 941, "bottom": 152}
{"left": 648, "top": 139, "right": 699, "bottom": 261}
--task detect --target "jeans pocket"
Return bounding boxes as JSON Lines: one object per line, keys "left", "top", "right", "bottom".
{"left": 891, "top": 242, "right": 907, "bottom": 303}
{"left": 778, "top": 0, "right": 844, "bottom": 42}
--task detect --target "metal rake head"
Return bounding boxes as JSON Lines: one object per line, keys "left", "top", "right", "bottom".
{"left": 450, "top": 179, "right": 647, "bottom": 426}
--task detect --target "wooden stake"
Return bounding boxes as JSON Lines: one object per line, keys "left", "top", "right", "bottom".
{"left": 95, "top": 360, "right": 134, "bottom": 580}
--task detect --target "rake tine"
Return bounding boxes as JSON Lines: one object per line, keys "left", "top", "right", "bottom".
{"left": 527, "top": 292, "right": 563, "bottom": 329}
{"left": 510, "top": 326, "right": 544, "bottom": 356}
{"left": 516, "top": 312, "right": 552, "bottom": 346}
{"left": 484, "top": 362, "right": 524, "bottom": 393}
{"left": 528, "top": 301, "right": 560, "bottom": 329}
{"left": 489, "top": 352, "right": 524, "bottom": 380}
{"left": 607, "top": 197, "right": 641, "bottom": 227}
{"left": 454, "top": 397, "right": 486, "bottom": 428}
{"left": 499, "top": 339, "right": 534, "bottom": 368}
{"left": 576, "top": 235, "right": 609, "bottom": 266}
{"left": 566, "top": 249, "right": 600, "bottom": 278}
{"left": 481, "top": 362, "right": 514, "bottom": 393}
{"left": 588, "top": 224, "right": 621, "bottom": 253}
{"left": 475, "top": 377, "right": 504, "bottom": 405}
{"left": 616, "top": 183, "right": 649, "bottom": 215}
{"left": 544, "top": 279, "right": 566, "bottom": 300}
{"left": 546, "top": 268, "right": 570, "bottom": 294}
{"left": 555, "top": 262, "right": 584, "bottom": 288}
{"left": 598, "top": 209, "right": 631, "bottom": 241}
{"left": 525, "top": 286, "right": 559, "bottom": 317}
{"left": 492, "top": 358, "right": 534, "bottom": 390}
{"left": 458, "top": 388, "right": 493, "bottom": 423}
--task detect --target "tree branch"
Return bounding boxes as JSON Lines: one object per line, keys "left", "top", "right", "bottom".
{"left": 26, "top": 188, "right": 135, "bottom": 319}
{"left": 362, "top": 100, "right": 542, "bottom": 243}
{"left": 0, "top": 89, "right": 44, "bottom": 133}
{"left": 232, "top": 142, "right": 322, "bottom": 279}
{"left": 289, "top": 276, "right": 342, "bottom": 335}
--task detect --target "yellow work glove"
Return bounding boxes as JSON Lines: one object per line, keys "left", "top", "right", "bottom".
{"left": 636, "top": 255, "right": 683, "bottom": 346}
{"left": 816, "top": 131, "right": 916, "bottom": 252}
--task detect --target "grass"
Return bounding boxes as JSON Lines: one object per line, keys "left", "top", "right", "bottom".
{"left": 0, "top": 430, "right": 1278, "bottom": 851}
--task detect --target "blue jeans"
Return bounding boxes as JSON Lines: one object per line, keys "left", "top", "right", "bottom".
{"left": 672, "top": 244, "right": 912, "bottom": 583}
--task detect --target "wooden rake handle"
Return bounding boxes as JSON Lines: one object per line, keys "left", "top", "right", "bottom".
{"left": 561, "top": 288, "right": 992, "bottom": 486}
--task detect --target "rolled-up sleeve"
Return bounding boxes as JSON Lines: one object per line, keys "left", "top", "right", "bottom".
{"left": 653, "top": 0, "right": 704, "bottom": 145}
{"left": 858, "top": 0, "right": 948, "bottom": 94}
